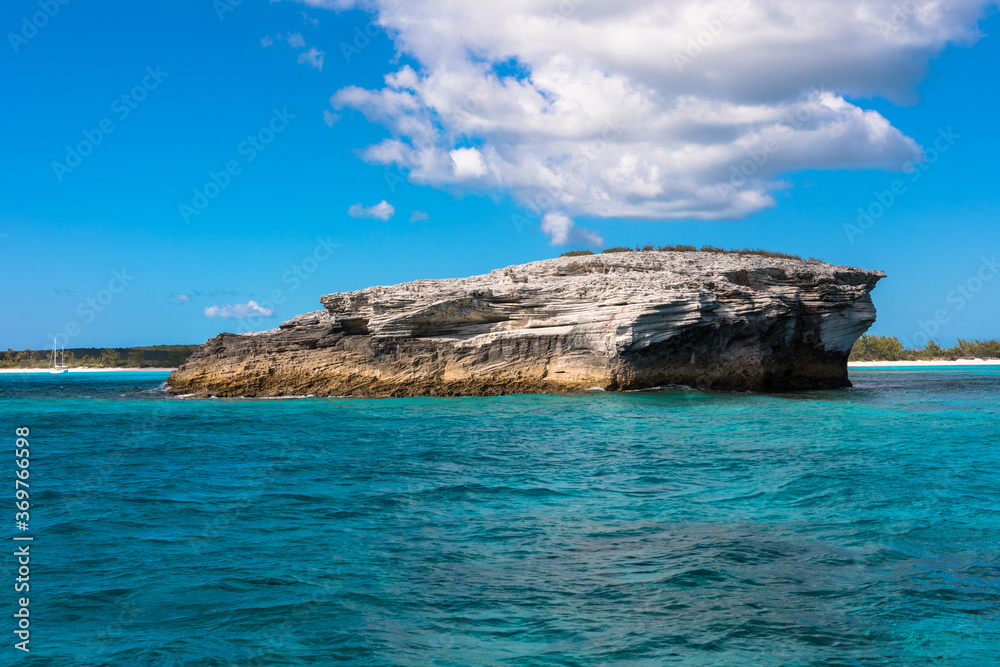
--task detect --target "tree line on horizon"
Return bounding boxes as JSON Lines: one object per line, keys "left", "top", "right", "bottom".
{"left": 0, "top": 345, "right": 198, "bottom": 369}
{"left": 7, "top": 338, "right": 993, "bottom": 368}
{"left": 850, "top": 335, "right": 1000, "bottom": 362}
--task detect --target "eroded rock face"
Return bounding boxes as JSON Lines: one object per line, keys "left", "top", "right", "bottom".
{"left": 167, "top": 252, "right": 885, "bottom": 397}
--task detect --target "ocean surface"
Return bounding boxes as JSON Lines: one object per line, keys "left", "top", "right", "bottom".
{"left": 2, "top": 368, "right": 998, "bottom": 666}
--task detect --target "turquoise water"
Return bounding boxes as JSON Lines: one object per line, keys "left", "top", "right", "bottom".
{"left": 2, "top": 369, "right": 999, "bottom": 666}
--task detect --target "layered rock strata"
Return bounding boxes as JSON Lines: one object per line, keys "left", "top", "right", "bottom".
{"left": 167, "top": 252, "right": 884, "bottom": 397}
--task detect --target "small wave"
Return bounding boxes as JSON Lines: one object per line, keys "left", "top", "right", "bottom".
{"left": 255, "top": 394, "right": 317, "bottom": 400}
{"left": 624, "top": 384, "right": 698, "bottom": 392}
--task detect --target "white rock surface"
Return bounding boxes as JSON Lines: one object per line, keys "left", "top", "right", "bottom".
{"left": 168, "top": 251, "right": 885, "bottom": 397}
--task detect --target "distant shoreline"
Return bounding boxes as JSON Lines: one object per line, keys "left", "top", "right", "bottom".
{"left": 2, "top": 361, "right": 995, "bottom": 374}
{"left": 849, "top": 359, "right": 1000, "bottom": 367}
{"left": 0, "top": 367, "right": 176, "bottom": 374}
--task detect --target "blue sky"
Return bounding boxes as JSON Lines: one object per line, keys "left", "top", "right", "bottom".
{"left": 1, "top": 0, "right": 998, "bottom": 350}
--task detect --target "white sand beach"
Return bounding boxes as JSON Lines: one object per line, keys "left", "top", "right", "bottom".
{"left": 849, "top": 359, "right": 1000, "bottom": 367}
{"left": 0, "top": 367, "right": 176, "bottom": 374}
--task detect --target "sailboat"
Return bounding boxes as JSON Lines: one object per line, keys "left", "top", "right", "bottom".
{"left": 50, "top": 337, "right": 68, "bottom": 373}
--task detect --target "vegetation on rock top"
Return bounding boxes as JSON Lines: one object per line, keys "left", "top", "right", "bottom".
{"left": 561, "top": 244, "right": 823, "bottom": 262}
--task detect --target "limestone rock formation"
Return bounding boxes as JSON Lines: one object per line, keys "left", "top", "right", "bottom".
{"left": 167, "top": 252, "right": 884, "bottom": 397}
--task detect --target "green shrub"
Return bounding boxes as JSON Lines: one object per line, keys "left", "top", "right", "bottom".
{"left": 951, "top": 338, "right": 1000, "bottom": 359}
{"left": 850, "top": 334, "right": 906, "bottom": 361}
{"left": 557, "top": 243, "right": 819, "bottom": 262}
{"left": 915, "top": 340, "right": 945, "bottom": 360}
{"left": 733, "top": 247, "right": 803, "bottom": 261}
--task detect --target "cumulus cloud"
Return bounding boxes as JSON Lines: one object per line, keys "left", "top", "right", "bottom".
{"left": 286, "top": 32, "right": 306, "bottom": 48}
{"left": 449, "top": 147, "right": 487, "bottom": 179}
{"left": 323, "top": 109, "right": 340, "bottom": 127}
{"left": 203, "top": 300, "right": 274, "bottom": 319}
{"left": 314, "top": 0, "right": 994, "bottom": 243}
{"left": 410, "top": 210, "right": 430, "bottom": 222}
{"left": 348, "top": 200, "right": 396, "bottom": 220}
{"left": 541, "top": 212, "right": 602, "bottom": 248}
{"left": 298, "top": 47, "right": 325, "bottom": 71}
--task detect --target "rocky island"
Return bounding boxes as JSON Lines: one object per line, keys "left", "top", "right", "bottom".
{"left": 167, "top": 251, "right": 885, "bottom": 397}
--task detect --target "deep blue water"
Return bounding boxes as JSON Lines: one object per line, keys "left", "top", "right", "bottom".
{"left": 2, "top": 369, "right": 999, "bottom": 666}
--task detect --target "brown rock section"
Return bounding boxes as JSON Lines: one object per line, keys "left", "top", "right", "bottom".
{"left": 166, "top": 252, "right": 885, "bottom": 397}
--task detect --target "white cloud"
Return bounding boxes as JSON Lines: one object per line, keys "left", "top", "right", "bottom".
{"left": 317, "top": 0, "right": 994, "bottom": 241}
{"left": 449, "top": 147, "right": 487, "bottom": 178}
{"left": 286, "top": 32, "right": 306, "bottom": 48}
{"left": 410, "top": 210, "right": 430, "bottom": 222}
{"left": 298, "top": 47, "right": 325, "bottom": 71}
{"left": 173, "top": 293, "right": 192, "bottom": 303}
{"left": 541, "top": 212, "right": 573, "bottom": 245}
{"left": 323, "top": 109, "right": 340, "bottom": 127}
{"left": 541, "top": 212, "right": 602, "bottom": 248}
{"left": 261, "top": 35, "right": 274, "bottom": 48}
{"left": 203, "top": 300, "right": 274, "bottom": 319}
{"left": 348, "top": 200, "right": 396, "bottom": 220}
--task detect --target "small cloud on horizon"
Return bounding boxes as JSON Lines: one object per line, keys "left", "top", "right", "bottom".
{"left": 410, "top": 210, "right": 430, "bottom": 222}
{"left": 203, "top": 300, "right": 274, "bottom": 319}
{"left": 348, "top": 200, "right": 395, "bottom": 221}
